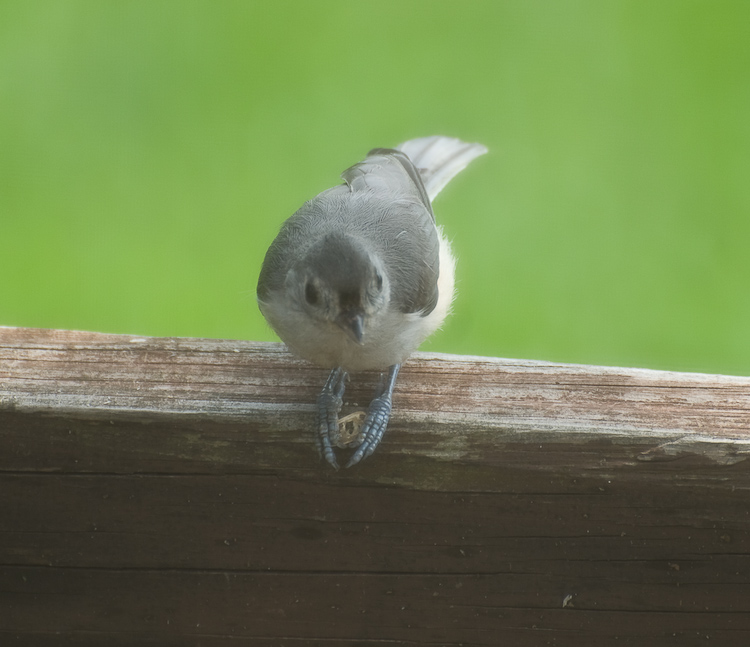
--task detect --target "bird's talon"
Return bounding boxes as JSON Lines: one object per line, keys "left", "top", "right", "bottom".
{"left": 316, "top": 364, "right": 401, "bottom": 468}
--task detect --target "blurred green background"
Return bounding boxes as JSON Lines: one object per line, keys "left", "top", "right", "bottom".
{"left": 2, "top": 1, "right": 749, "bottom": 375}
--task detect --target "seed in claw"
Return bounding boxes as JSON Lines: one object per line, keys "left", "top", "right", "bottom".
{"left": 334, "top": 411, "right": 367, "bottom": 448}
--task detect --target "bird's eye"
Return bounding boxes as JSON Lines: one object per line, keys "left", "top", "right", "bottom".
{"left": 375, "top": 273, "right": 383, "bottom": 291}
{"left": 305, "top": 282, "right": 319, "bottom": 305}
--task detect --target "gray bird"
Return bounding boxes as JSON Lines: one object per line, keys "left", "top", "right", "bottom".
{"left": 257, "top": 136, "right": 487, "bottom": 468}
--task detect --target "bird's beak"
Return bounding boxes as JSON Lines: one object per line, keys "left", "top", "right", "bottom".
{"left": 336, "top": 311, "right": 365, "bottom": 345}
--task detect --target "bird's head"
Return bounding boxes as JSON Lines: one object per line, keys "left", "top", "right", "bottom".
{"left": 287, "top": 233, "right": 388, "bottom": 345}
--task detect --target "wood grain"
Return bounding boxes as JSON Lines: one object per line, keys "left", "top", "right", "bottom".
{"left": 1, "top": 326, "right": 749, "bottom": 645}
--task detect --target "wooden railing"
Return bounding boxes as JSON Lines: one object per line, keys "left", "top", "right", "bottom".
{"left": 1, "top": 326, "right": 749, "bottom": 644}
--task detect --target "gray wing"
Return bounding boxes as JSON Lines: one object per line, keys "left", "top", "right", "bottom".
{"left": 343, "top": 148, "right": 434, "bottom": 221}
{"left": 341, "top": 149, "right": 440, "bottom": 316}
{"left": 257, "top": 212, "right": 306, "bottom": 301}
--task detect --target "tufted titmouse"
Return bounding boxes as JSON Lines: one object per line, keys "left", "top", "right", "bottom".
{"left": 257, "top": 136, "right": 487, "bottom": 469}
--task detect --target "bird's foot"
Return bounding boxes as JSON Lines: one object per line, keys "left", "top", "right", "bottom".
{"left": 346, "top": 363, "right": 401, "bottom": 468}
{"left": 316, "top": 364, "right": 401, "bottom": 469}
{"left": 345, "top": 393, "right": 393, "bottom": 468}
{"left": 316, "top": 367, "right": 348, "bottom": 470}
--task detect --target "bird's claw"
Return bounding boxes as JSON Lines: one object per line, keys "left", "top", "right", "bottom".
{"left": 345, "top": 395, "right": 392, "bottom": 468}
{"left": 316, "top": 363, "right": 401, "bottom": 470}
{"left": 316, "top": 367, "right": 348, "bottom": 469}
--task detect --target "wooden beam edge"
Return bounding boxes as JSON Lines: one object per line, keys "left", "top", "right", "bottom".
{"left": 1, "top": 326, "right": 749, "bottom": 476}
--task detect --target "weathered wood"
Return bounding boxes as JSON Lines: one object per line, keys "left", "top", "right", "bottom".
{"left": 1, "top": 326, "right": 749, "bottom": 645}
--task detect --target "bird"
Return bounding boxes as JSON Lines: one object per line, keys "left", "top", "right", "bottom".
{"left": 257, "top": 136, "right": 487, "bottom": 468}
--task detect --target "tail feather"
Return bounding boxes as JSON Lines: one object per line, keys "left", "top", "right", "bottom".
{"left": 396, "top": 136, "right": 488, "bottom": 202}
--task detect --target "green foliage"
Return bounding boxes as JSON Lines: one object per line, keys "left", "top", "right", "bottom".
{"left": 2, "top": 1, "right": 749, "bottom": 375}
